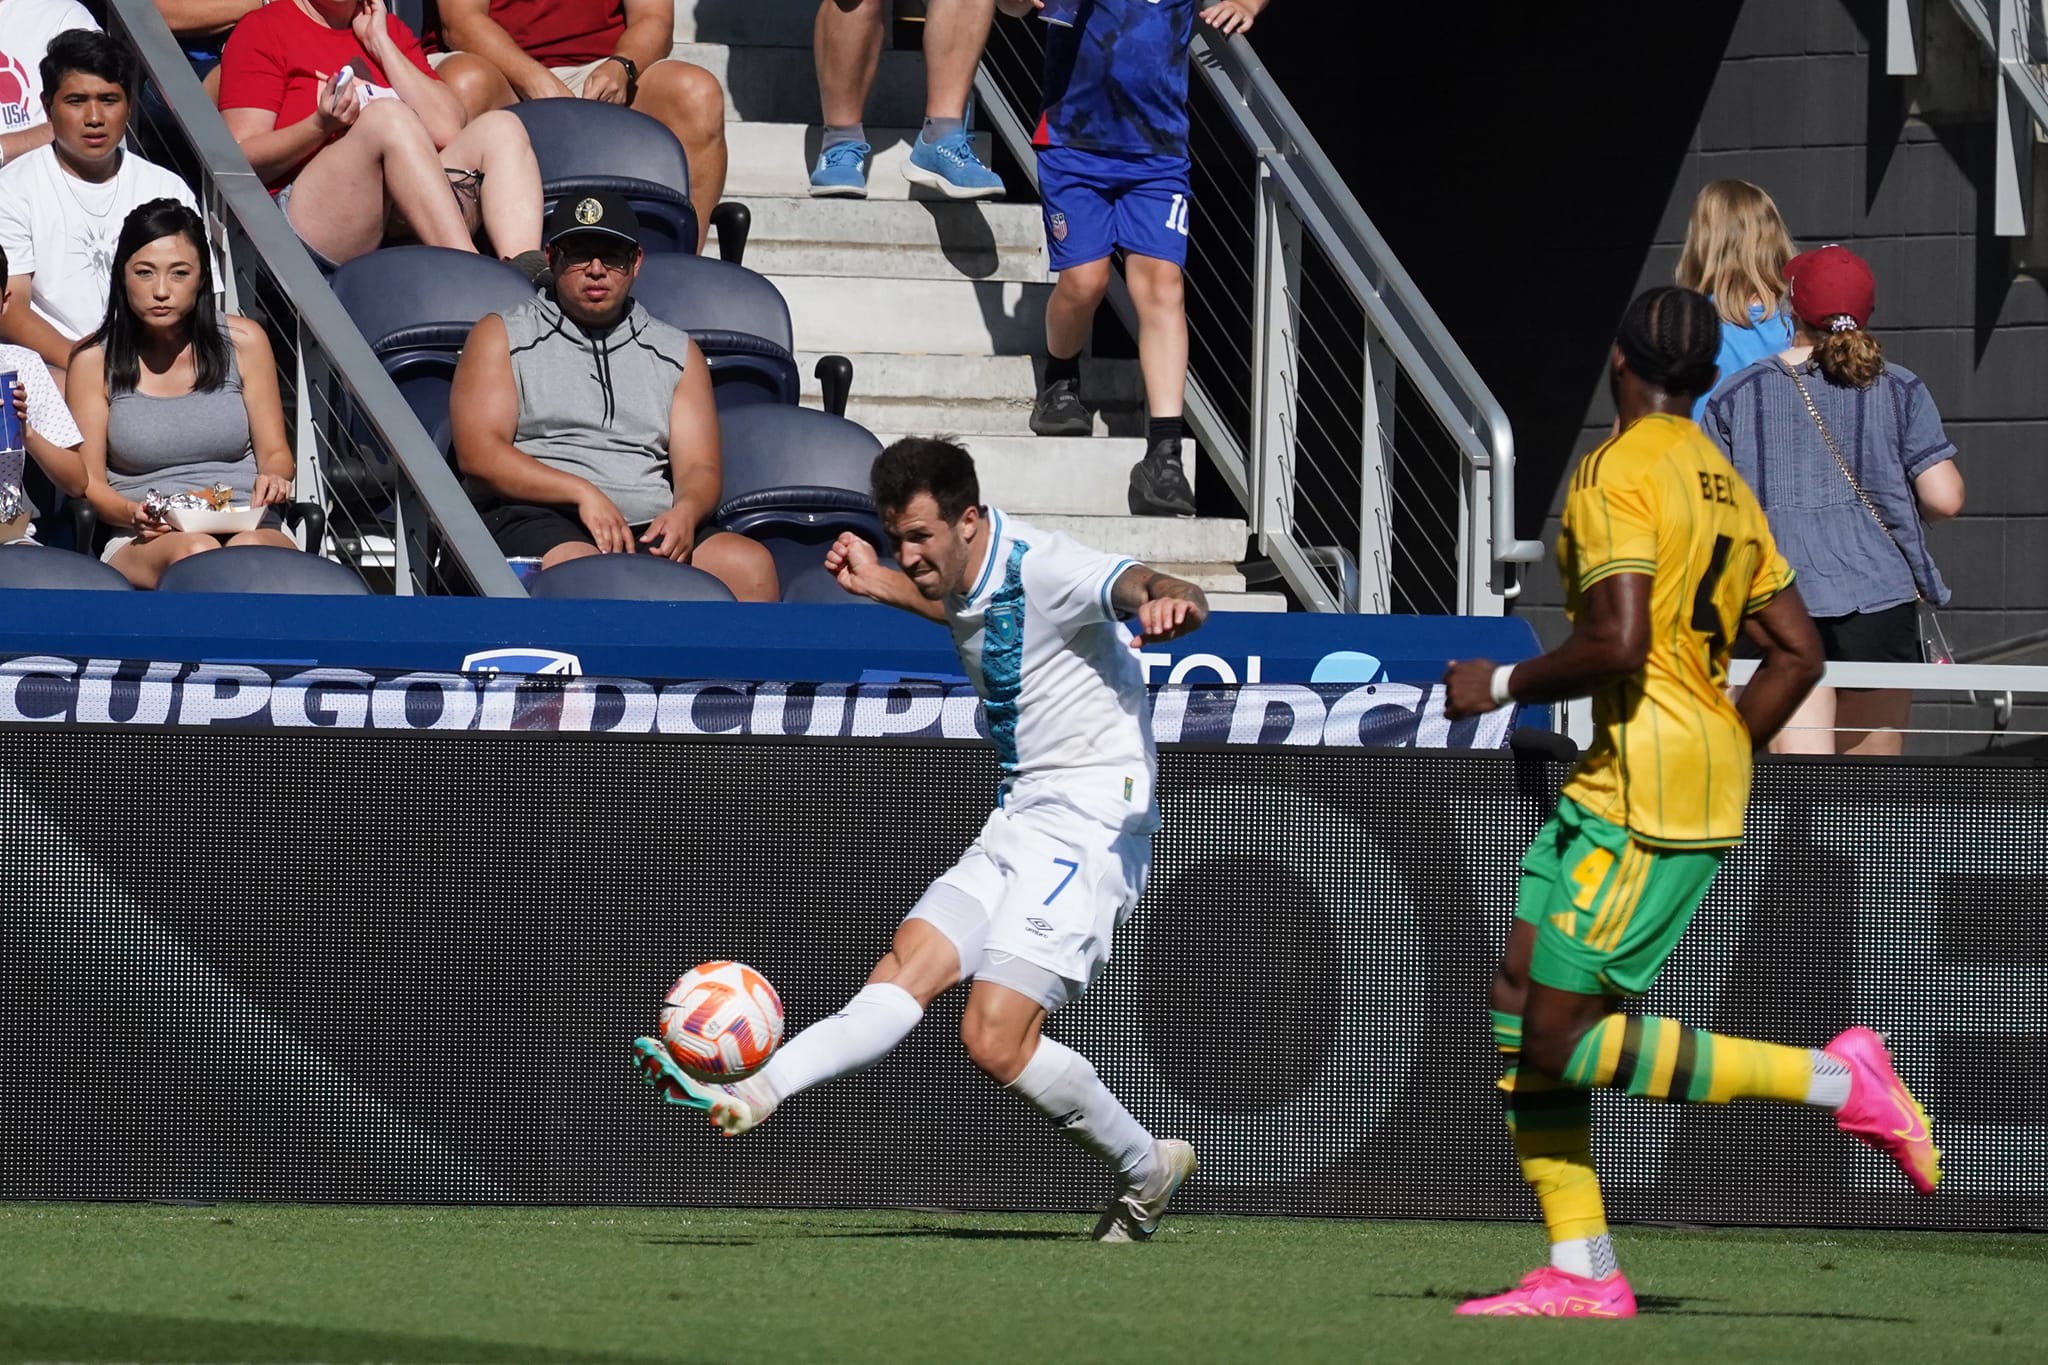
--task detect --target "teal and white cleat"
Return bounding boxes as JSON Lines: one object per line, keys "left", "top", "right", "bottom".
{"left": 629, "top": 1037, "right": 775, "bottom": 1136}
{"left": 1092, "top": 1139, "right": 1197, "bottom": 1242}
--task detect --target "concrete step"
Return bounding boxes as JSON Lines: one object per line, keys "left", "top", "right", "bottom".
{"left": 722, "top": 123, "right": 999, "bottom": 204}
{"left": 676, "top": 42, "right": 928, "bottom": 126}
{"left": 807, "top": 352, "right": 1145, "bottom": 436}
{"left": 1208, "top": 591, "right": 1291, "bottom": 613}
{"left": 872, "top": 432, "right": 1180, "bottom": 514}
{"left": 674, "top": 0, "right": 841, "bottom": 47}
{"left": 1023, "top": 514, "right": 1248, "bottom": 567}
{"left": 1154, "top": 563, "right": 1246, "bottom": 593}
{"left": 734, "top": 194, "right": 1046, "bottom": 282}
{"left": 769, "top": 274, "right": 1048, "bottom": 355}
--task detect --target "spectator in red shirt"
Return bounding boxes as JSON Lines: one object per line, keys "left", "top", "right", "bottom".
{"left": 218, "top": 0, "right": 546, "bottom": 276}
{"left": 431, "top": 0, "right": 725, "bottom": 252}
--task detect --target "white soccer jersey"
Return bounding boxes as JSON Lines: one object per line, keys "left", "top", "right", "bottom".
{"left": 945, "top": 507, "right": 1158, "bottom": 832}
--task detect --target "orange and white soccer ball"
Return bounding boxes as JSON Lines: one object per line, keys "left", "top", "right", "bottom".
{"left": 658, "top": 961, "right": 785, "bottom": 1083}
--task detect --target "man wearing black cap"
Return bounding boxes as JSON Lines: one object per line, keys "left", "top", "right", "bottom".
{"left": 450, "top": 189, "right": 778, "bottom": 599}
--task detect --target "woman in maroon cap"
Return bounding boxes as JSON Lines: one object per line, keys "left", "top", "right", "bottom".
{"left": 1701, "top": 244, "right": 1964, "bottom": 755}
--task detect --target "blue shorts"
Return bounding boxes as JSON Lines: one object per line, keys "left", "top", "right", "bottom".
{"left": 1037, "top": 146, "right": 1191, "bottom": 271}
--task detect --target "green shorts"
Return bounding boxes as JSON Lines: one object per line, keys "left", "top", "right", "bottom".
{"left": 1515, "top": 798, "right": 1724, "bottom": 997}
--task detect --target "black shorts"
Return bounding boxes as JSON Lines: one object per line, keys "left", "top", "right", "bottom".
{"left": 478, "top": 501, "right": 671, "bottom": 559}
{"left": 1737, "top": 598, "right": 1918, "bottom": 687}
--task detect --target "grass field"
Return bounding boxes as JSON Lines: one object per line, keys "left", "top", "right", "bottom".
{"left": 0, "top": 1205, "right": 2039, "bottom": 1364}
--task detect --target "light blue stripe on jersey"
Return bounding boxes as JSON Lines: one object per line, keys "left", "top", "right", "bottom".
{"left": 982, "top": 539, "right": 1030, "bottom": 773}
{"left": 1100, "top": 557, "right": 1137, "bottom": 621}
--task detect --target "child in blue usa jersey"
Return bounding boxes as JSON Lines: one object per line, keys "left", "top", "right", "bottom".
{"left": 1000, "top": 0, "right": 1267, "bottom": 516}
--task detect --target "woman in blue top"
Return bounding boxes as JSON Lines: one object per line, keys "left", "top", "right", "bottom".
{"left": 1704, "top": 245, "right": 1965, "bottom": 756}
{"left": 1676, "top": 180, "right": 1797, "bottom": 422}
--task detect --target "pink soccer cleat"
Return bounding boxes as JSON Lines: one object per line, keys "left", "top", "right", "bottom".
{"left": 1825, "top": 1026, "right": 1941, "bottom": 1195}
{"left": 1455, "top": 1266, "right": 1637, "bottom": 1318}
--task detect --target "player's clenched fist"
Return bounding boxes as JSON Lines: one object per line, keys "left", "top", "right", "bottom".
{"left": 825, "top": 530, "right": 883, "bottom": 595}
{"left": 1442, "top": 658, "right": 1503, "bottom": 719}
{"left": 1130, "top": 595, "right": 1205, "bottom": 647}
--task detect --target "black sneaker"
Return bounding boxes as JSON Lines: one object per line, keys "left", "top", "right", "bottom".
{"left": 1028, "top": 376, "right": 1092, "bottom": 436}
{"left": 1128, "top": 438, "right": 1196, "bottom": 517}
{"left": 504, "top": 249, "right": 554, "bottom": 292}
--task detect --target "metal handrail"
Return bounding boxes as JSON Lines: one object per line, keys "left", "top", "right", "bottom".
{"left": 108, "top": 0, "right": 523, "bottom": 596}
{"left": 974, "top": 18, "right": 1542, "bottom": 614}
{"left": 1193, "top": 35, "right": 1546, "bottom": 581}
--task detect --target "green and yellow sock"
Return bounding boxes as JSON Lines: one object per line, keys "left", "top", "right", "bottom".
{"left": 1562, "top": 1014, "right": 1815, "bottom": 1104}
{"left": 1497, "top": 1012, "right": 1616, "bottom": 1278}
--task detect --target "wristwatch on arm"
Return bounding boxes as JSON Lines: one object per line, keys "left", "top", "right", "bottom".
{"left": 601, "top": 53, "right": 639, "bottom": 103}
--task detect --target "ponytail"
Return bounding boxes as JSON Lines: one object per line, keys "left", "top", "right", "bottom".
{"left": 1812, "top": 319, "right": 1884, "bottom": 389}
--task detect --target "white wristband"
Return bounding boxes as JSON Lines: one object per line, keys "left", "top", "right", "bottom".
{"left": 1489, "top": 664, "right": 1517, "bottom": 708}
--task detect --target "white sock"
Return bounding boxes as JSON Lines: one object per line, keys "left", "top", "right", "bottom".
{"left": 1006, "top": 1035, "right": 1156, "bottom": 1183}
{"left": 1806, "top": 1050, "right": 1852, "bottom": 1109}
{"left": 1551, "top": 1233, "right": 1619, "bottom": 1280}
{"left": 753, "top": 982, "right": 923, "bottom": 1105}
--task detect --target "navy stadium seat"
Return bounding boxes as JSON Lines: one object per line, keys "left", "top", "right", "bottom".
{"left": 0, "top": 544, "right": 133, "bottom": 590}
{"left": 527, "top": 555, "right": 737, "bottom": 602}
{"left": 156, "top": 545, "right": 373, "bottom": 595}
{"left": 713, "top": 403, "right": 883, "bottom": 537}
{"left": 629, "top": 254, "right": 803, "bottom": 410}
{"left": 330, "top": 246, "right": 538, "bottom": 465}
{"left": 509, "top": 101, "right": 697, "bottom": 256}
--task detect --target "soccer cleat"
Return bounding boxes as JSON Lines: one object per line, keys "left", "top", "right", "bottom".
{"left": 629, "top": 1037, "right": 777, "bottom": 1136}
{"left": 1128, "top": 438, "right": 1197, "bottom": 517}
{"left": 902, "top": 130, "right": 1004, "bottom": 200}
{"left": 1092, "top": 1139, "right": 1197, "bottom": 1242}
{"left": 1455, "top": 1266, "right": 1638, "bottom": 1318}
{"left": 1029, "top": 376, "right": 1092, "bottom": 436}
{"left": 1824, "top": 1026, "right": 1940, "bottom": 1195}
{"left": 809, "top": 140, "right": 872, "bottom": 198}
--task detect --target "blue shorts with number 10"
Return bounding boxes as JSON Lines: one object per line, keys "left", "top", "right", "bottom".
{"left": 1038, "top": 146, "right": 1192, "bottom": 271}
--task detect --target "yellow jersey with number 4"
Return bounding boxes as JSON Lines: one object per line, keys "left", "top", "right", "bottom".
{"left": 1557, "top": 413, "right": 1795, "bottom": 849}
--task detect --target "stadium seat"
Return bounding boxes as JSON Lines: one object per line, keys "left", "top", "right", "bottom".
{"left": 330, "top": 247, "right": 539, "bottom": 464}
{"left": 629, "top": 254, "right": 805, "bottom": 410}
{"left": 508, "top": 101, "right": 697, "bottom": 256}
{"left": 526, "top": 555, "right": 738, "bottom": 602}
{"left": 778, "top": 557, "right": 880, "bottom": 606}
{"left": 0, "top": 544, "right": 133, "bottom": 590}
{"left": 155, "top": 545, "right": 373, "bottom": 595}
{"left": 713, "top": 403, "right": 883, "bottom": 538}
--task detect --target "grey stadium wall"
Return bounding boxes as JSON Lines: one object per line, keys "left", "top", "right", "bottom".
{"left": 2, "top": 726, "right": 2041, "bottom": 1230}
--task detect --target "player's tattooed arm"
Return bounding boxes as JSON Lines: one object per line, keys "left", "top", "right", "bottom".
{"left": 1111, "top": 564, "right": 1209, "bottom": 646}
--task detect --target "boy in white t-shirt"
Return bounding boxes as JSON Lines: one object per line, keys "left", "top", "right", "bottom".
{"left": 0, "top": 240, "right": 84, "bottom": 543}
{"left": 0, "top": 0, "right": 96, "bottom": 164}
{"left": 0, "top": 29, "right": 199, "bottom": 382}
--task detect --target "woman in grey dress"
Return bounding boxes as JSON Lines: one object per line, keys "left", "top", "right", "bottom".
{"left": 69, "top": 199, "right": 299, "bottom": 588}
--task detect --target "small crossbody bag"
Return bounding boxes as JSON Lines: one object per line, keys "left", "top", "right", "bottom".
{"left": 1785, "top": 366, "right": 1951, "bottom": 664}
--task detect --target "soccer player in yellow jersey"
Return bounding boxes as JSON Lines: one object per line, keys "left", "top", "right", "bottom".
{"left": 1443, "top": 287, "right": 1941, "bottom": 1319}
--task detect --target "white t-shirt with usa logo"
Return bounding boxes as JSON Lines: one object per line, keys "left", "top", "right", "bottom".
{"left": 945, "top": 506, "right": 1159, "bottom": 833}
{"left": 0, "top": 0, "right": 100, "bottom": 137}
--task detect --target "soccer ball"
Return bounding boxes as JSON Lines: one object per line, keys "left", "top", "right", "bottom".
{"left": 658, "top": 961, "right": 785, "bottom": 1083}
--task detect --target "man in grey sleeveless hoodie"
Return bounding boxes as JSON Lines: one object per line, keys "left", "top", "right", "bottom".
{"left": 451, "top": 190, "right": 777, "bottom": 599}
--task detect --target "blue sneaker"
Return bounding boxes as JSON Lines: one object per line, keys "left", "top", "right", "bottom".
{"left": 903, "top": 129, "right": 1003, "bottom": 200}
{"left": 809, "top": 139, "right": 871, "bottom": 198}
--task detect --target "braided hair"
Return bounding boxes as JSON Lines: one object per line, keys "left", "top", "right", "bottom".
{"left": 1614, "top": 285, "right": 1720, "bottom": 399}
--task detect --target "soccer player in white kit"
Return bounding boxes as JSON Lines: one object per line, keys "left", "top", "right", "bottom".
{"left": 632, "top": 436, "right": 1211, "bottom": 1241}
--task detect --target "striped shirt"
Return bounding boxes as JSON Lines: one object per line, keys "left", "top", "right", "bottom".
{"left": 1702, "top": 357, "right": 1954, "bottom": 619}
{"left": 1557, "top": 414, "right": 1795, "bottom": 849}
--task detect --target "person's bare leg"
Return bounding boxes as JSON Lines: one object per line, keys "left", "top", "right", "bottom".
{"left": 1835, "top": 688, "right": 1911, "bottom": 756}
{"left": 289, "top": 100, "right": 476, "bottom": 260}
{"left": 920, "top": 0, "right": 994, "bottom": 119}
{"left": 814, "top": 0, "right": 884, "bottom": 127}
{"left": 689, "top": 530, "right": 779, "bottom": 602}
{"left": 227, "top": 528, "right": 298, "bottom": 549}
{"left": 441, "top": 109, "right": 544, "bottom": 257}
{"left": 435, "top": 52, "right": 517, "bottom": 120}
{"left": 1767, "top": 684, "right": 1837, "bottom": 755}
{"left": 540, "top": 540, "right": 600, "bottom": 570}
{"left": 1044, "top": 257, "right": 1110, "bottom": 361}
{"left": 634, "top": 61, "right": 727, "bottom": 251}
{"left": 109, "top": 531, "right": 220, "bottom": 589}
{"left": 1126, "top": 254, "right": 1188, "bottom": 422}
